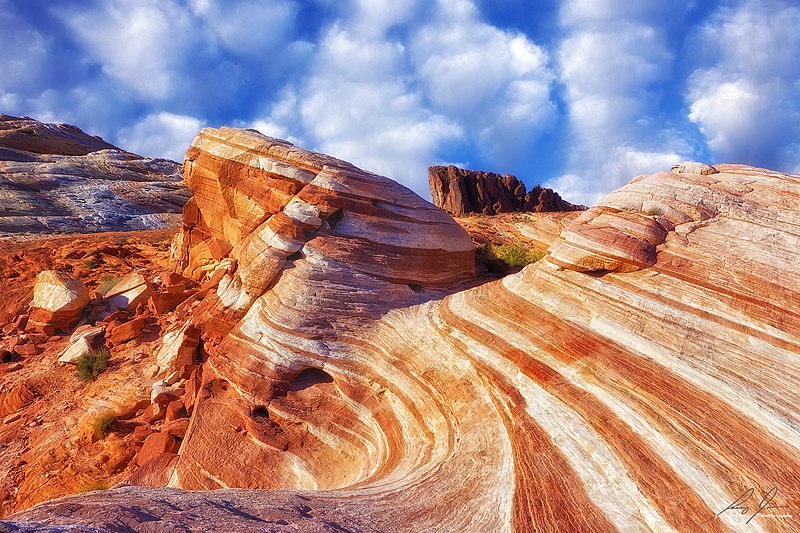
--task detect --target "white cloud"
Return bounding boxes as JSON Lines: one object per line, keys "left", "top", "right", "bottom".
{"left": 411, "top": 1, "right": 555, "bottom": 165}
{"left": 254, "top": 0, "right": 555, "bottom": 196}
{"left": 0, "top": 9, "right": 51, "bottom": 106}
{"left": 687, "top": 0, "right": 800, "bottom": 169}
{"left": 293, "top": 23, "right": 464, "bottom": 190}
{"left": 57, "top": 0, "right": 306, "bottom": 104}
{"left": 117, "top": 112, "right": 205, "bottom": 161}
{"left": 553, "top": 0, "right": 693, "bottom": 204}
{"left": 550, "top": 147, "right": 680, "bottom": 206}
{"left": 188, "top": 0, "right": 300, "bottom": 57}
{"left": 59, "top": 1, "right": 198, "bottom": 102}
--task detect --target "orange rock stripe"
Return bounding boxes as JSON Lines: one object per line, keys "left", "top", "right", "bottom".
{"left": 299, "top": 185, "right": 448, "bottom": 226}
{"left": 654, "top": 251, "right": 800, "bottom": 339}
{"left": 488, "top": 283, "right": 800, "bottom": 525}
{"left": 440, "top": 297, "right": 729, "bottom": 532}
{"left": 437, "top": 319, "right": 617, "bottom": 532}
{"left": 195, "top": 130, "right": 326, "bottom": 174}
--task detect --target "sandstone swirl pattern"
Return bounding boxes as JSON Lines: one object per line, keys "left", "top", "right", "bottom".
{"left": 5, "top": 132, "right": 799, "bottom": 532}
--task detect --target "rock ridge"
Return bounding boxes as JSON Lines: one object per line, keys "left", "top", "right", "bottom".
{"left": 0, "top": 115, "right": 190, "bottom": 236}
{"left": 428, "top": 164, "right": 584, "bottom": 216}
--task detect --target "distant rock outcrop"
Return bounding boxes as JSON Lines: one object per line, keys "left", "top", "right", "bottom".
{"left": 429, "top": 164, "right": 584, "bottom": 216}
{"left": 0, "top": 114, "right": 123, "bottom": 157}
{"left": 0, "top": 115, "right": 190, "bottom": 236}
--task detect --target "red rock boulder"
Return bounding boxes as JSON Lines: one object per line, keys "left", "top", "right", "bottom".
{"left": 27, "top": 270, "right": 90, "bottom": 333}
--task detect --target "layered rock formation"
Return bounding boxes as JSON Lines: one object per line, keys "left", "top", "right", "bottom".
{"left": 429, "top": 164, "right": 584, "bottom": 216}
{"left": 27, "top": 270, "right": 89, "bottom": 334}
{"left": 3, "top": 148, "right": 799, "bottom": 532}
{"left": 0, "top": 115, "right": 190, "bottom": 236}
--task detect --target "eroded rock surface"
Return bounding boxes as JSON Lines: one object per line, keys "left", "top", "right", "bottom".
{"left": 3, "top": 154, "right": 799, "bottom": 532}
{"left": 428, "top": 164, "right": 584, "bottom": 216}
{"left": 0, "top": 115, "right": 190, "bottom": 236}
{"left": 28, "top": 271, "right": 89, "bottom": 333}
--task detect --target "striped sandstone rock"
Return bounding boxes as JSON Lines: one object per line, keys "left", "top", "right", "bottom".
{"left": 6, "top": 149, "right": 799, "bottom": 532}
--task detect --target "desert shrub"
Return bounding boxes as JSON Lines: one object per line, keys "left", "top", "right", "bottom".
{"left": 642, "top": 206, "right": 664, "bottom": 217}
{"left": 478, "top": 244, "right": 545, "bottom": 269}
{"left": 78, "top": 480, "right": 109, "bottom": 493}
{"left": 76, "top": 348, "right": 110, "bottom": 382}
{"left": 91, "top": 410, "right": 117, "bottom": 441}
{"left": 97, "top": 275, "right": 121, "bottom": 296}
{"left": 82, "top": 256, "right": 101, "bottom": 269}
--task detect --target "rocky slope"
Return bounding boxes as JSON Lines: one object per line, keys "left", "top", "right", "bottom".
{"left": 0, "top": 115, "right": 189, "bottom": 236}
{"left": 429, "top": 164, "right": 584, "bottom": 216}
{"left": 0, "top": 132, "right": 798, "bottom": 532}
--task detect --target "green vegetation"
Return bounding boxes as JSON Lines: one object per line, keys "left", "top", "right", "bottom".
{"left": 97, "top": 274, "right": 121, "bottom": 296}
{"left": 76, "top": 348, "right": 110, "bottom": 382}
{"left": 82, "top": 256, "right": 101, "bottom": 269}
{"left": 90, "top": 410, "right": 117, "bottom": 441}
{"left": 477, "top": 243, "right": 545, "bottom": 275}
{"left": 642, "top": 206, "right": 664, "bottom": 217}
{"left": 78, "top": 480, "right": 109, "bottom": 493}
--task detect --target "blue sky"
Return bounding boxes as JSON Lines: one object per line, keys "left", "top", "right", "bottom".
{"left": 1, "top": 0, "right": 799, "bottom": 205}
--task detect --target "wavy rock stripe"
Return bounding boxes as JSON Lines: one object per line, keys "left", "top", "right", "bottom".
{"left": 5, "top": 149, "right": 799, "bottom": 531}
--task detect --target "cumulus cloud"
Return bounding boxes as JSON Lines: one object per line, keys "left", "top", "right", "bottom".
{"left": 188, "top": 0, "right": 300, "bottom": 56}
{"left": 0, "top": 5, "right": 56, "bottom": 116}
{"left": 551, "top": 0, "right": 694, "bottom": 204}
{"left": 295, "top": 22, "right": 463, "bottom": 190}
{"left": 117, "top": 112, "right": 205, "bottom": 161}
{"left": 255, "top": 0, "right": 555, "bottom": 195}
{"left": 59, "top": 1, "right": 199, "bottom": 102}
{"left": 411, "top": 0, "right": 555, "bottom": 167}
{"left": 687, "top": 0, "right": 800, "bottom": 170}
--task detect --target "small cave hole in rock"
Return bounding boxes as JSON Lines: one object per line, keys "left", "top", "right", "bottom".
{"left": 286, "top": 250, "right": 305, "bottom": 261}
{"left": 289, "top": 367, "right": 333, "bottom": 392}
{"left": 251, "top": 405, "right": 269, "bottom": 419}
{"left": 327, "top": 208, "right": 344, "bottom": 228}
{"left": 407, "top": 283, "right": 423, "bottom": 292}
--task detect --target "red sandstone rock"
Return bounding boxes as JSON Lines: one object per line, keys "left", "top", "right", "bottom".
{"left": 153, "top": 322, "right": 199, "bottom": 378}
{"left": 12, "top": 344, "right": 38, "bottom": 356}
{"left": 133, "top": 425, "right": 154, "bottom": 443}
{"left": 428, "top": 164, "right": 583, "bottom": 216}
{"left": 152, "top": 388, "right": 182, "bottom": 407}
{"left": 165, "top": 400, "right": 187, "bottom": 422}
{"left": 128, "top": 453, "right": 179, "bottom": 487}
{"left": 148, "top": 291, "right": 193, "bottom": 314}
{"left": 106, "top": 316, "right": 145, "bottom": 346}
{"left": 27, "top": 270, "right": 89, "bottom": 332}
{"left": 546, "top": 162, "right": 728, "bottom": 272}
{"left": 105, "top": 273, "right": 154, "bottom": 312}
{"left": 58, "top": 325, "right": 105, "bottom": 364}
{"left": 135, "top": 433, "right": 179, "bottom": 467}
{"left": 141, "top": 403, "right": 165, "bottom": 424}
{"left": 4, "top": 150, "right": 800, "bottom": 533}
{"left": 163, "top": 418, "right": 190, "bottom": 439}
{"left": 0, "top": 382, "right": 37, "bottom": 417}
